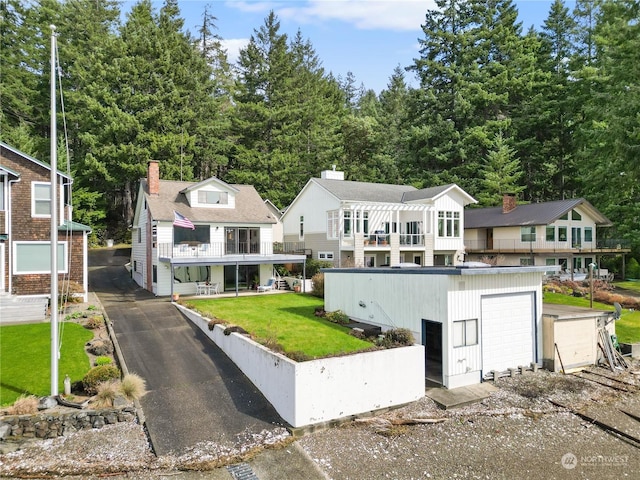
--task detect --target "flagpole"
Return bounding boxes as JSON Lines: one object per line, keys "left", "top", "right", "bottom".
{"left": 50, "top": 24, "right": 59, "bottom": 397}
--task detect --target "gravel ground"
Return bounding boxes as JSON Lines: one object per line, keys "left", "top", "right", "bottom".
{"left": 1, "top": 366, "right": 639, "bottom": 479}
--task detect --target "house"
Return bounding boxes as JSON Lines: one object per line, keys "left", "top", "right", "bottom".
{"left": 131, "top": 161, "right": 306, "bottom": 297}
{"left": 323, "top": 264, "right": 556, "bottom": 389}
{"left": 0, "top": 142, "right": 91, "bottom": 301}
{"left": 281, "top": 168, "right": 476, "bottom": 268}
{"left": 264, "top": 199, "right": 283, "bottom": 243}
{"left": 464, "top": 195, "right": 631, "bottom": 277}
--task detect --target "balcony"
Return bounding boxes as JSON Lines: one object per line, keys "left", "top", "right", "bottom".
{"left": 465, "top": 238, "right": 631, "bottom": 254}
{"left": 158, "top": 241, "right": 312, "bottom": 260}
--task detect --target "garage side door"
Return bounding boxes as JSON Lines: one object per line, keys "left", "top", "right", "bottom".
{"left": 481, "top": 293, "right": 535, "bottom": 374}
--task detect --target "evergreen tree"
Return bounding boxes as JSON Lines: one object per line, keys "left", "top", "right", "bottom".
{"left": 477, "top": 133, "right": 524, "bottom": 206}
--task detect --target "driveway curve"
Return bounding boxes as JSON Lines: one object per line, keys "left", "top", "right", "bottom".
{"left": 88, "top": 248, "right": 286, "bottom": 456}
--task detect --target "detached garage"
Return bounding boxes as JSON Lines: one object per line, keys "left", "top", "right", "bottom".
{"left": 323, "top": 265, "right": 551, "bottom": 389}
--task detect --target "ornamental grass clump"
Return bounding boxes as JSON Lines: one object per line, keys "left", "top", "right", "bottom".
{"left": 94, "top": 379, "right": 120, "bottom": 408}
{"left": 119, "top": 373, "right": 148, "bottom": 402}
{"left": 10, "top": 394, "right": 39, "bottom": 415}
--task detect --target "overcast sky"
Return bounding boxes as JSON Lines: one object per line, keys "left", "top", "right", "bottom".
{"left": 120, "top": 0, "right": 573, "bottom": 93}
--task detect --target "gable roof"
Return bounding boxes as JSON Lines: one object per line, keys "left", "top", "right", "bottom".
{"left": 465, "top": 198, "right": 612, "bottom": 229}
{"left": 141, "top": 178, "right": 277, "bottom": 224}
{"left": 179, "top": 176, "right": 239, "bottom": 194}
{"left": 0, "top": 142, "right": 72, "bottom": 180}
{"left": 312, "top": 178, "right": 417, "bottom": 203}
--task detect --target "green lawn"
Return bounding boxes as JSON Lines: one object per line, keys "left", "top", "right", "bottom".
{"left": 0, "top": 322, "right": 94, "bottom": 406}
{"left": 185, "top": 294, "right": 373, "bottom": 358}
{"left": 543, "top": 292, "right": 640, "bottom": 344}
{"left": 614, "top": 280, "right": 640, "bottom": 293}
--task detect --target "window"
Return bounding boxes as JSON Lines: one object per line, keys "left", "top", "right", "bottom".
{"left": 152, "top": 265, "right": 157, "bottom": 283}
{"left": 32, "top": 182, "right": 51, "bottom": 217}
{"left": 13, "top": 241, "right": 67, "bottom": 274}
{"left": 137, "top": 228, "right": 141, "bottom": 243}
{"left": 174, "top": 224, "right": 210, "bottom": 245}
{"left": 318, "top": 251, "right": 334, "bottom": 260}
{"left": 327, "top": 211, "right": 339, "bottom": 239}
{"left": 558, "top": 226, "right": 567, "bottom": 241}
{"left": 343, "top": 211, "right": 352, "bottom": 236}
{"left": 0, "top": 180, "right": 4, "bottom": 210}
{"left": 198, "top": 190, "right": 228, "bottom": 205}
{"left": 133, "top": 260, "right": 137, "bottom": 272}
{"left": 453, "top": 319, "right": 478, "bottom": 347}
{"left": 354, "top": 211, "right": 370, "bottom": 234}
{"left": 365, "top": 256, "right": 375, "bottom": 267}
{"left": 225, "top": 227, "right": 260, "bottom": 254}
{"left": 584, "top": 227, "right": 593, "bottom": 242}
{"left": 572, "top": 210, "right": 582, "bottom": 221}
{"left": 521, "top": 226, "right": 536, "bottom": 242}
{"left": 520, "top": 257, "right": 534, "bottom": 266}
{"left": 438, "top": 211, "right": 460, "bottom": 237}
{"left": 152, "top": 224, "right": 157, "bottom": 248}
{"left": 299, "top": 216, "right": 304, "bottom": 240}
{"left": 546, "top": 226, "right": 555, "bottom": 241}
{"left": 559, "top": 212, "right": 568, "bottom": 220}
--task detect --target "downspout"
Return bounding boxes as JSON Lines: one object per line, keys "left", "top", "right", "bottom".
{"left": 7, "top": 176, "right": 21, "bottom": 294}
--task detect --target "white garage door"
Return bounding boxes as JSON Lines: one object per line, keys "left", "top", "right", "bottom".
{"left": 481, "top": 293, "right": 535, "bottom": 374}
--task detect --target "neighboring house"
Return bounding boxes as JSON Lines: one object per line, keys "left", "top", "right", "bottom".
{"left": 281, "top": 168, "right": 477, "bottom": 268}
{"left": 464, "top": 195, "right": 631, "bottom": 276}
{"left": 264, "top": 199, "right": 284, "bottom": 243}
{"left": 0, "top": 142, "right": 91, "bottom": 300}
{"left": 131, "top": 161, "right": 306, "bottom": 297}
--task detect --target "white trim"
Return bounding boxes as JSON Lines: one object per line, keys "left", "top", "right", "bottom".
{"left": 31, "top": 181, "right": 51, "bottom": 218}
{"left": 0, "top": 243, "right": 4, "bottom": 291}
{"left": 318, "top": 251, "right": 334, "bottom": 260}
{"left": 82, "top": 231, "right": 88, "bottom": 302}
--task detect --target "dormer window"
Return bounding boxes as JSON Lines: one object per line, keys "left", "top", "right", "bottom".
{"left": 198, "top": 191, "right": 228, "bottom": 205}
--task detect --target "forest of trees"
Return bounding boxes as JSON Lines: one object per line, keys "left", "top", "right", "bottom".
{"left": 1, "top": 0, "right": 638, "bottom": 257}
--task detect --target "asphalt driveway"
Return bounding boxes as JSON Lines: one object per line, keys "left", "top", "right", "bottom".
{"left": 88, "top": 248, "right": 286, "bottom": 456}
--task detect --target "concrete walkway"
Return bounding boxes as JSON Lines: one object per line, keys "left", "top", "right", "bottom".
{"left": 426, "top": 382, "right": 498, "bottom": 409}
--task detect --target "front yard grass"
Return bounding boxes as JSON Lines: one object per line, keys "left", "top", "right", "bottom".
{"left": 543, "top": 292, "right": 640, "bottom": 344}
{"left": 614, "top": 280, "right": 640, "bottom": 294}
{"left": 185, "top": 294, "right": 373, "bottom": 359}
{"left": 0, "top": 322, "right": 94, "bottom": 406}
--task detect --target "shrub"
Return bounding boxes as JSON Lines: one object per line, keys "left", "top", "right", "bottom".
{"left": 325, "top": 310, "right": 349, "bottom": 325}
{"left": 379, "top": 328, "right": 415, "bottom": 348}
{"left": 120, "top": 373, "right": 148, "bottom": 402}
{"left": 305, "top": 259, "right": 333, "bottom": 278}
{"left": 82, "top": 365, "right": 121, "bottom": 395}
{"left": 10, "top": 394, "right": 39, "bottom": 415}
{"left": 94, "top": 356, "right": 113, "bottom": 366}
{"left": 310, "top": 272, "right": 325, "bottom": 298}
{"left": 627, "top": 257, "right": 640, "bottom": 279}
{"left": 84, "top": 315, "right": 104, "bottom": 329}
{"left": 94, "top": 379, "right": 120, "bottom": 408}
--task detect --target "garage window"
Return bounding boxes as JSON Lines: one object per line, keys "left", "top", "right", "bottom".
{"left": 453, "top": 319, "right": 478, "bottom": 347}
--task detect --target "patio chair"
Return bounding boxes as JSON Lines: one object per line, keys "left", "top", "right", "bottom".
{"left": 257, "top": 278, "right": 275, "bottom": 292}
{"left": 210, "top": 282, "right": 221, "bottom": 295}
{"left": 196, "top": 282, "right": 208, "bottom": 295}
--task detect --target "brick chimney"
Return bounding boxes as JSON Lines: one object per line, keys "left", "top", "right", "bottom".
{"left": 502, "top": 193, "right": 517, "bottom": 214}
{"left": 148, "top": 160, "right": 159, "bottom": 195}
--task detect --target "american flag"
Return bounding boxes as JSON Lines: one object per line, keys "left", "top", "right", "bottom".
{"left": 173, "top": 211, "right": 195, "bottom": 230}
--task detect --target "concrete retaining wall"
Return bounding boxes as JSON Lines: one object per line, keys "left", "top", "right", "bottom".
{"left": 177, "top": 305, "right": 425, "bottom": 428}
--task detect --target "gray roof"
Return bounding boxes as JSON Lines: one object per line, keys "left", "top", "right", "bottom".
{"left": 402, "top": 184, "right": 458, "bottom": 202}
{"left": 465, "top": 198, "right": 612, "bottom": 229}
{"left": 312, "top": 178, "right": 417, "bottom": 203}
{"left": 142, "top": 178, "right": 277, "bottom": 225}
{"left": 1, "top": 142, "right": 72, "bottom": 180}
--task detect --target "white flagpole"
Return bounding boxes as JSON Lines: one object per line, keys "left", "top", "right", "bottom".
{"left": 50, "top": 24, "right": 59, "bottom": 397}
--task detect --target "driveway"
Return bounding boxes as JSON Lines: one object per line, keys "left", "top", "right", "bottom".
{"left": 88, "top": 248, "right": 286, "bottom": 456}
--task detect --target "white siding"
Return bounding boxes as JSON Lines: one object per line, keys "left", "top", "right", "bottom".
{"left": 283, "top": 182, "right": 340, "bottom": 238}
{"left": 324, "top": 268, "right": 544, "bottom": 388}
